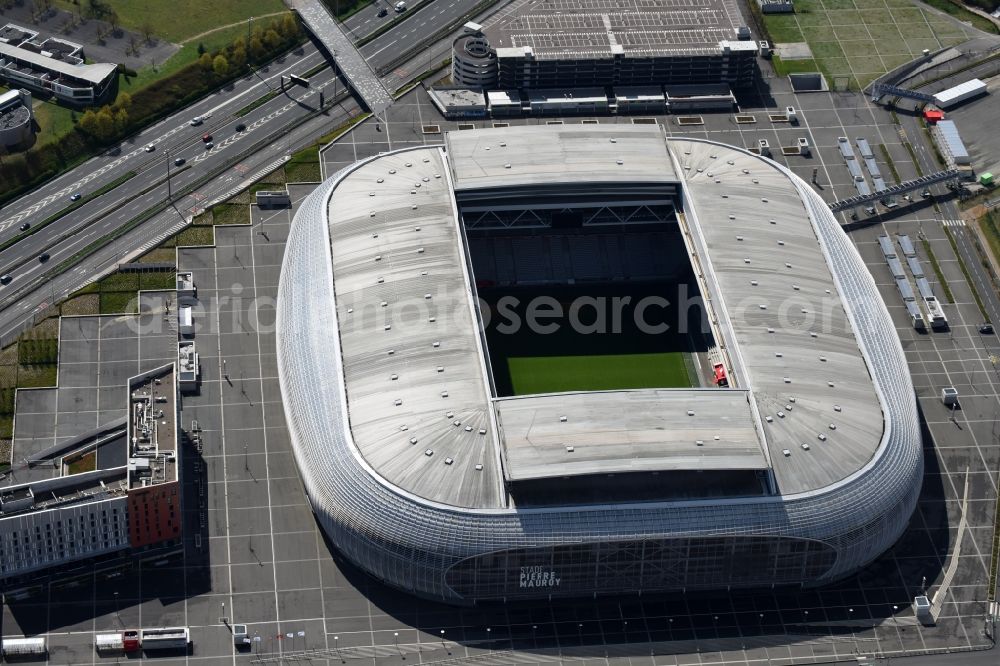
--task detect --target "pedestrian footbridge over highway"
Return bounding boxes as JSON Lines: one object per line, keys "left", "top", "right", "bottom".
{"left": 289, "top": 0, "right": 395, "bottom": 114}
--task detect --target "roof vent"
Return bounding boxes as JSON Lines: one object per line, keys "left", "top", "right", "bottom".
{"left": 369, "top": 192, "right": 376, "bottom": 197}
{"left": 464, "top": 426, "right": 472, "bottom": 432}
{"left": 767, "top": 327, "right": 775, "bottom": 333}
{"left": 736, "top": 235, "right": 744, "bottom": 241}
{"left": 751, "top": 280, "right": 758, "bottom": 286}
{"left": 347, "top": 308, "right": 354, "bottom": 314}
{"left": 559, "top": 415, "right": 567, "bottom": 422}
{"left": 370, "top": 212, "right": 376, "bottom": 217}
{"left": 434, "top": 174, "right": 441, "bottom": 178}
{"left": 445, "top": 458, "right": 454, "bottom": 465}
{"left": 428, "top": 317, "right": 436, "bottom": 323}
{"left": 415, "top": 226, "right": 422, "bottom": 231}
{"left": 380, "top": 301, "right": 388, "bottom": 307}
{"left": 695, "top": 440, "right": 704, "bottom": 446}
{"left": 409, "top": 437, "right": 418, "bottom": 444}
{"left": 785, "top": 404, "right": 792, "bottom": 411}
{"left": 384, "top": 324, "right": 391, "bottom": 331}
{"left": 446, "top": 412, "right": 454, "bottom": 418}
{"left": 421, "top": 271, "right": 428, "bottom": 276}
{"left": 410, "top": 190, "right": 416, "bottom": 194}
{"left": 432, "top": 341, "right": 440, "bottom": 348}
{"left": 801, "top": 443, "right": 810, "bottom": 451}
{"left": 405, "top": 162, "right": 412, "bottom": 167}
{"left": 785, "top": 263, "right": 792, "bottom": 268}
{"left": 778, "top": 240, "right": 785, "bottom": 246}
{"left": 566, "top": 446, "right": 575, "bottom": 452}
{"left": 833, "top": 405, "right": 842, "bottom": 412}
{"left": 721, "top": 194, "right": 729, "bottom": 198}
{"left": 769, "top": 219, "right": 776, "bottom": 224}
{"left": 775, "top": 352, "right": 782, "bottom": 357}
{"left": 788, "top": 397, "right": 795, "bottom": 403}
{"left": 783, "top": 377, "right": 791, "bottom": 383}
{"left": 441, "top": 390, "right": 449, "bottom": 398}
{"left": 827, "top": 381, "right": 835, "bottom": 387}
{"left": 453, "top": 420, "right": 461, "bottom": 427}
{"left": 377, "top": 178, "right": 384, "bottom": 183}
{"left": 475, "top": 464, "right": 483, "bottom": 471}
{"left": 377, "top": 277, "right": 384, "bottom": 284}
{"left": 782, "top": 449, "right": 791, "bottom": 457}
{"left": 504, "top": 164, "right": 512, "bottom": 169}
{"left": 394, "top": 399, "right": 402, "bottom": 406}
{"left": 759, "top": 304, "right": 767, "bottom": 310}
{"left": 729, "top": 214, "right": 736, "bottom": 220}
{"left": 372, "top": 233, "right": 379, "bottom": 238}
{"left": 390, "top": 374, "right": 398, "bottom": 380}
{"left": 424, "top": 294, "right": 432, "bottom": 299}
{"left": 479, "top": 429, "right": 486, "bottom": 435}
{"left": 817, "top": 434, "right": 827, "bottom": 441}
{"left": 761, "top": 197, "right": 769, "bottom": 203}
{"left": 399, "top": 424, "right": 407, "bottom": 431}
{"left": 375, "top": 255, "right": 382, "bottom": 262}
{"left": 714, "top": 435, "right": 720, "bottom": 440}
{"left": 687, "top": 410, "right": 695, "bottom": 416}
{"left": 388, "top": 349, "right": 395, "bottom": 355}
{"left": 417, "top": 247, "right": 425, "bottom": 253}
{"left": 829, "top": 423, "right": 837, "bottom": 430}
{"left": 744, "top": 258, "right": 751, "bottom": 264}
{"left": 777, "top": 411, "right": 785, "bottom": 418}
{"left": 616, "top": 159, "right": 624, "bottom": 165}
{"left": 436, "top": 366, "right": 444, "bottom": 373}
{"left": 765, "top": 416, "right": 773, "bottom": 423}
{"left": 422, "top": 177, "right": 429, "bottom": 182}
{"left": 389, "top": 169, "right": 397, "bottom": 174}
{"left": 412, "top": 204, "right": 418, "bottom": 210}
{"left": 424, "top": 449, "right": 433, "bottom": 456}
{"left": 792, "top": 284, "right": 799, "bottom": 290}
{"left": 810, "top": 332, "right": 817, "bottom": 338}
{"left": 819, "top": 356, "right": 827, "bottom": 362}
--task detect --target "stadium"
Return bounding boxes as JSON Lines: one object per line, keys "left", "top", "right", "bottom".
{"left": 275, "top": 125, "right": 923, "bottom": 604}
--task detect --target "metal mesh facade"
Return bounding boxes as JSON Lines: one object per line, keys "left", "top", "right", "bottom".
{"left": 275, "top": 141, "right": 922, "bottom": 604}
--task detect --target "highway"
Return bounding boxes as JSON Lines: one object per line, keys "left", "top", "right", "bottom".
{"left": 358, "top": 0, "right": 485, "bottom": 73}
{"left": 0, "top": 47, "right": 328, "bottom": 241}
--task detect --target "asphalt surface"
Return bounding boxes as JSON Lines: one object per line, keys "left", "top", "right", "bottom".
{"left": 358, "top": 0, "right": 484, "bottom": 73}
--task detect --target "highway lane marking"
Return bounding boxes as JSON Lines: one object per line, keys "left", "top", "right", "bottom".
{"left": 366, "top": 39, "right": 399, "bottom": 60}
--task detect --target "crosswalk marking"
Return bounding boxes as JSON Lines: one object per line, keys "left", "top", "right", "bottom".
{"left": 942, "top": 219, "right": 966, "bottom": 227}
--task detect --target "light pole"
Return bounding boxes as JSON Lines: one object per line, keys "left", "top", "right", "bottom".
{"left": 166, "top": 149, "right": 172, "bottom": 200}
{"left": 244, "top": 443, "right": 248, "bottom": 472}
{"left": 393, "top": 631, "right": 399, "bottom": 653}
{"left": 113, "top": 591, "right": 120, "bottom": 624}
{"left": 440, "top": 629, "right": 446, "bottom": 652}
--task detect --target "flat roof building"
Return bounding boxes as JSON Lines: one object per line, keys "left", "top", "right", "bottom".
{"left": 452, "top": 0, "right": 758, "bottom": 91}
{"left": 0, "top": 24, "right": 116, "bottom": 106}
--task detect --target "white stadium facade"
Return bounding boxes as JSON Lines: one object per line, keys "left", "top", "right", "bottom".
{"left": 275, "top": 125, "right": 922, "bottom": 604}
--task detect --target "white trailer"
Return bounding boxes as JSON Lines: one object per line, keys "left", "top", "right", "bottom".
{"left": 933, "top": 78, "right": 987, "bottom": 109}
{"left": 95, "top": 633, "right": 124, "bottom": 653}
{"left": 2, "top": 636, "right": 47, "bottom": 658}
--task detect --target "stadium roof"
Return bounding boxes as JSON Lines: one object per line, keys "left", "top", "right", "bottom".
{"left": 320, "top": 127, "right": 887, "bottom": 508}
{"left": 497, "top": 389, "right": 767, "bottom": 482}
{"left": 484, "top": 0, "right": 749, "bottom": 60}
{"left": 445, "top": 124, "right": 676, "bottom": 191}
{"left": 674, "top": 138, "right": 883, "bottom": 493}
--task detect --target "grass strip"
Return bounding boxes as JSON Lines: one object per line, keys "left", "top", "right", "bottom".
{"left": 234, "top": 90, "right": 280, "bottom": 117}
{"left": 0, "top": 171, "right": 137, "bottom": 254}
{"left": 921, "top": 236, "right": 955, "bottom": 304}
{"left": 942, "top": 227, "right": 989, "bottom": 319}
{"left": 878, "top": 144, "right": 901, "bottom": 184}
{"left": 303, "top": 63, "right": 329, "bottom": 78}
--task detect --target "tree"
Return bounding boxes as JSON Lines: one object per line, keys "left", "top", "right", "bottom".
{"left": 233, "top": 37, "right": 246, "bottom": 52}
{"left": 107, "top": 9, "right": 120, "bottom": 34}
{"left": 280, "top": 14, "right": 299, "bottom": 39}
{"left": 249, "top": 36, "right": 265, "bottom": 61}
{"left": 115, "top": 91, "right": 131, "bottom": 111}
{"left": 113, "top": 107, "right": 129, "bottom": 134}
{"left": 212, "top": 54, "right": 229, "bottom": 77}
{"left": 78, "top": 108, "right": 99, "bottom": 135}
{"left": 230, "top": 46, "right": 247, "bottom": 69}
{"left": 94, "top": 107, "right": 115, "bottom": 141}
{"left": 198, "top": 52, "right": 213, "bottom": 70}
{"left": 197, "top": 42, "right": 206, "bottom": 56}
{"left": 263, "top": 29, "right": 281, "bottom": 50}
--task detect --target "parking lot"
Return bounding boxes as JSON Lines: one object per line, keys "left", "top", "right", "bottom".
{"left": 3, "top": 66, "right": 999, "bottom": 664}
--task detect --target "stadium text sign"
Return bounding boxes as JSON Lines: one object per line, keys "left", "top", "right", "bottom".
{"left": 520, "top": 566, "right": 561, "bottom": 588}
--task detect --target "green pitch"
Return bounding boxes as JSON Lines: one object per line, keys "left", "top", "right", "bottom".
{"left": 507, "top": 352, "right": 693, "bottom": 395}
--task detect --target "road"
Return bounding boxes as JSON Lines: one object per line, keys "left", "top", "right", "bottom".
{"left": 0, "top": 47, "right": 328, "bottom": 241}
{"left": 358, "top": 0, "right": 484, "bottom": 73}
{"left": 0, "top": 63, "right": 354, "bottom": 338}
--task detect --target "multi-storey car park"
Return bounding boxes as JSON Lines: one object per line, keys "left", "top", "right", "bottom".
{"left": 276, "top": 125, "right": 923, "bottom": 604}
{"left": 451, "top": 0, "right": 758, "bottom": 90}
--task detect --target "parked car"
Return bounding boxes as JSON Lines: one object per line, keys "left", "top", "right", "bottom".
{"left": 19, "top": 222, "right": 30, "bottom": 231}
{"left": 70, "top": 193, "right": 82, "bottom": 201}
{"left": 38, "top": 253, "right": 49, "bottom": 263}
{"left": 174, "top": 157, "right": 186, "bottom": 166}
{"left": 144, "top": 143, "right": 155, "bottom": 152}
{"left": 980, "top": 323, "right": 994, "bottom": 334}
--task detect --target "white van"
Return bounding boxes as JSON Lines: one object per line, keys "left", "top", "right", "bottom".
{"left": 395, "top": 1, "right": 407, "bottom": 11}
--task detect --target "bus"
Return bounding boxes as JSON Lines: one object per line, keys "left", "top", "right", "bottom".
{"left": 140, "top": 627, "right": 190, "bottom": 650}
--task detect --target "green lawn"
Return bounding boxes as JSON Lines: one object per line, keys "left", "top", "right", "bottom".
{"left": 53, "top": 0, "right": 287, "bottom": 43}
{"left": 507, "top": 353, "right": 692, "bottom": 395}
